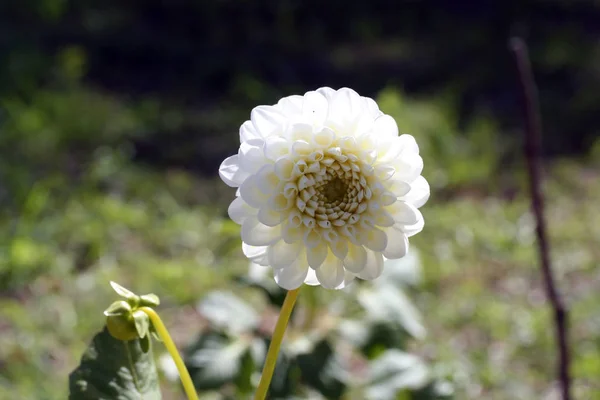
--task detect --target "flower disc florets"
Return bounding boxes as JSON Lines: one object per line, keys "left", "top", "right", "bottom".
{"left": 220, "top": 87, "right": 429, "bottom": 290}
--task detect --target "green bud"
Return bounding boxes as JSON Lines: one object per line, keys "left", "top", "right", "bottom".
{"left": 140, "top": 293, "right": 160, "bottom": 307}
{"left": 103, "top": 300, "right": 132, "bottom": 317}
{"left": 110, "top": 281, "right": 140, "bottom": 305}
{"left": 132, "top": 309, "right": 150, "bottom": 339}
{"left": 106, "top": 314, "right": 139, "bottom": 341}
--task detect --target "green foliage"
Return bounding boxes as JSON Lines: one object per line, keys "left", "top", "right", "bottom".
{"left": 182, "top": 255, "right": 450, "bottom": 399}
{"left": 69, "top": 327, "right": 161, "bottom": 400}
{"left": 377, "top": 88, "right": 506, "bottom": 192}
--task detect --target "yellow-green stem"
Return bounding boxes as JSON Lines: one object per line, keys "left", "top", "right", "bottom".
{"left": 140, "top": 307, "right": 199, "bottom": 400}
{"left": 254, "top": 288, "right": 300, "bottom": 400}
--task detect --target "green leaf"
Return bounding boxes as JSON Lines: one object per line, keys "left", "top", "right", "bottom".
{"left": 103, "top": 300, "right": 132, "bottom": 317}
{"left": 132, "top": 309, "right": 150, "bottom": 338}
{"left": 296, "top": 339, "right": 348, "bottom": 399}
{"left": 365, "top": 350, "right": 429, "bottom": 400}
{"left": 358, "top": 285, "right": 426, "bottom": 339}
{"left": 185, "top": 331, "right": 250, "bottom": 390}
{"left": 196, "top": 291, "right": 259, "bottom": 334}
{"left": 109, "top": 281, "right": 139, "bottom": 303}
{"left": 69, "top": 326, "right": 161, "bottom": 400}
{"left": 140, "top": 293, "right": 160, "bottom": 307}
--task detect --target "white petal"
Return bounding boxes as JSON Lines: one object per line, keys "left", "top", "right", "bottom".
{"left": 239, "top": 175, "right": 269, "bottom": 208}
{"left": 254, "top": 164, "right": 280, "bottom": 195}
{"left": 228, "top": 196, "right": 256, "bottom": 225}
{"left": 281, "top": 222, "right": 304, "bottom": 244}
{"left": 219, "top": 155, "right": 249, "bottom": 187}
{"left": 239, "top": 139, "right": 268, "bottom": 174}
{"left": 242, "top": 243, "right": 269, "bottom": 266}
{"left": 343, "top": 243, "right": 367, "bottom": 273}
{"left": 397, "top": 134, "right": 419, "bottom": 155}
{"left": 307, "top": 242, "right": 328, "bottom": 269}
{"left": 277, "top": 95, "right": 304, "bottom": 116}
{"left": 257, "top": 206, "right": 283, "bottom": 227}
{"left": 326, "top": 87, "right": 363, "bottom": 129}
{"left": 315, "top": 253, "right": 345, "bottom": 289}
{"left": 304, "top": 268, "right": 321, "bottom": 286}
{"left": 251, "top": 106, "right": 287, "bottom": 137}
{"left": 402, "top": 176, "right": 430, "bottom": 208}
{"left": 335, "top": 271, "right": 356, "bottom": 290}
{"left": 374, "top": 115, "right": 399, "bottom": 141}
{"left": 273, "top": 254, "right": 309, "bottom": 290}
{"left": 402, "top": 210, "right": 425, "bottom": 237}
{"left": 302, "top": 91, "right": 328, "bottom": 126}
{"left": 241, "top": 217, "right": 281, "bottom": 246}
{"left": 240, "top": 120, "right": 261, "bottom": 142}
{"left": 330, "top": 238, "right": 349, "bottom": 260}
{"left": 388, "top": 201, "right": 420, "bottom": 225}
{"left": 392, "top": 153, "right": 424, "bottom": 183}
{"left": 364, "top": 97, "right": 383, "bottom": 118}
{"left": 264, "top": 136, "right": 289, "bottom": 161}
{"left": 382, "top": 227, "right": 409, "bottom": 259}
{"left": 357, "top": 250, "right": 384, "bottom": 280}
{"left": 267, "top": 240, "right": 303, "bottom": 269}
{"left": 316, "top": 87, "right": 337, "bottom": 101}
{"left": 362, "top": 227, "right": 388, "bottom": 252}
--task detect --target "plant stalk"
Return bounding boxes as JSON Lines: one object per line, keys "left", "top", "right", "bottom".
{"left": 510, "top": 37, "right": 571, "bottom": 400}
{"left": 140, "top": 307, "right": 199, "bottom": 400}
{"left": 254, "top": 288, "right": 300, "bottom": 400}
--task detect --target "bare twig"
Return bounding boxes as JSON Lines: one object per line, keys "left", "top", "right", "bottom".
{"left": 510, "top": 37, "right": 571, "bottom": 400}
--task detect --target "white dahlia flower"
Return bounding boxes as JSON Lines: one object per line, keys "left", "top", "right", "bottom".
{"left": 219, "top": 87, "right": 429, "bottom": 290}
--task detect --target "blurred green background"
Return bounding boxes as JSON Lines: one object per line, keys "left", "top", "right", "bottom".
{"left": 1, "top": 1, "right": 599, "bottom": 399}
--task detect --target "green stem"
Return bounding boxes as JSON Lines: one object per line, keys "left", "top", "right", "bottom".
{"left": 140, "top": 307, "right": 199, "bottom": 400}
{"left": 254, "top": 288, "right": 300, "bottom": 400}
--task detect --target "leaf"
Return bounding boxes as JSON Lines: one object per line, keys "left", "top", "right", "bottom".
{"left": 69, "top": 326, "right": 161, "bottom": 400}
{"left": 377, "top": 251, "right": 422, "bottom": 288}
{"left": 358, "top": 285, "right": 426, "bottom": 339}
{"left": 109, "top": 281, "right": 138, "bottom": 302}
{"left": 185, "top": 331, "right": 250, "bottom": 390}
{"left": 365, "top": 350, "right": 429, "bottom": 400}
{"left": 296, "top": 339, "right": 348, "bottom": 399}
{"left": 196, "top": 291, "right": 259, "bottom": 334}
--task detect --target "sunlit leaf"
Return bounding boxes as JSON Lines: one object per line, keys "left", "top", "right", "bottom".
{"left": 69, "top": 327, "right": 160, "bottom": 400}
{"left": 185, "top": 331, "right": 250, "bottom": 390}
{"left": 297, "top": 339, "right": 348, "bottom": 399}
{"left": 196, "top": 291, "right": 259, "bottom": 334}
{"left": 365, "top": 350, "right": 429, "bottom": 400}
{"left": 358, "top": 285, "right": 426, "bottom": 339}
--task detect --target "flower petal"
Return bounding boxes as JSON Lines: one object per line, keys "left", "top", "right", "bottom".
{"left": 251, "top": 106, "right": 287, "bottom": 137}
{"left": 240, "top": 120, "right": 261, "bottom": 142}
{"left": 277, "top": 95, "right": 304, "bottom": 117}
{"left": 357, "top": 250, "right": 384, "bottom": 280}
{"left": 273, "top": 253, "right": 309, "bottom": 290}
{"left": 307, "top": 242, "right": 328, "bottom": 269}
{"left": 373, "top": 115, "right": 399, "bottom": 142}
{"left": 228, "top": 196, "right": 256, "bottom": 225}
{"left": 219, "top": 155, "right": 249, "bottom": 187}
{"left": 402, "top": 210, "right": 425, "bottom": 237}
{"left": 304, "top": 268, "right": 321, "bottom": 286}
{"left": 257, "top": 206, "right": 283, "bottom": 227}
{"left": 239, "top": 175, "right": 269, "bottom": 208}
{"left": 242, "top": 243, "right": 269, "bottom": 266}
{"left": 392, "top": 153, "right": 424, "bottom": 183}
{"left": 239, "top": 139, "right": 268, "bottom": 174}
{"left": 402, "top": 176, "right": 430, "bottom": 208}
{"left": 388, "top": 201, "right": 420, "bottom": 225}
{"left": 362, "top": 227, "right": 388, "bottom": 252}
{"left": 267, "top": 240, "right": 303, "bottom": 269}
{"left": 241, "top": 217, "right": 281, "bottom": 246}
{"left": 343, "top": 243, "right": 367, "bottom": 273}
{"left": 382, "top": 227, "right": 409, "bottom": 259}
{"left": 315, "top": 253, "right": 345, "bottom": 289}
{"left": 302, "top": 91, "right": 328, "bottom": 126}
